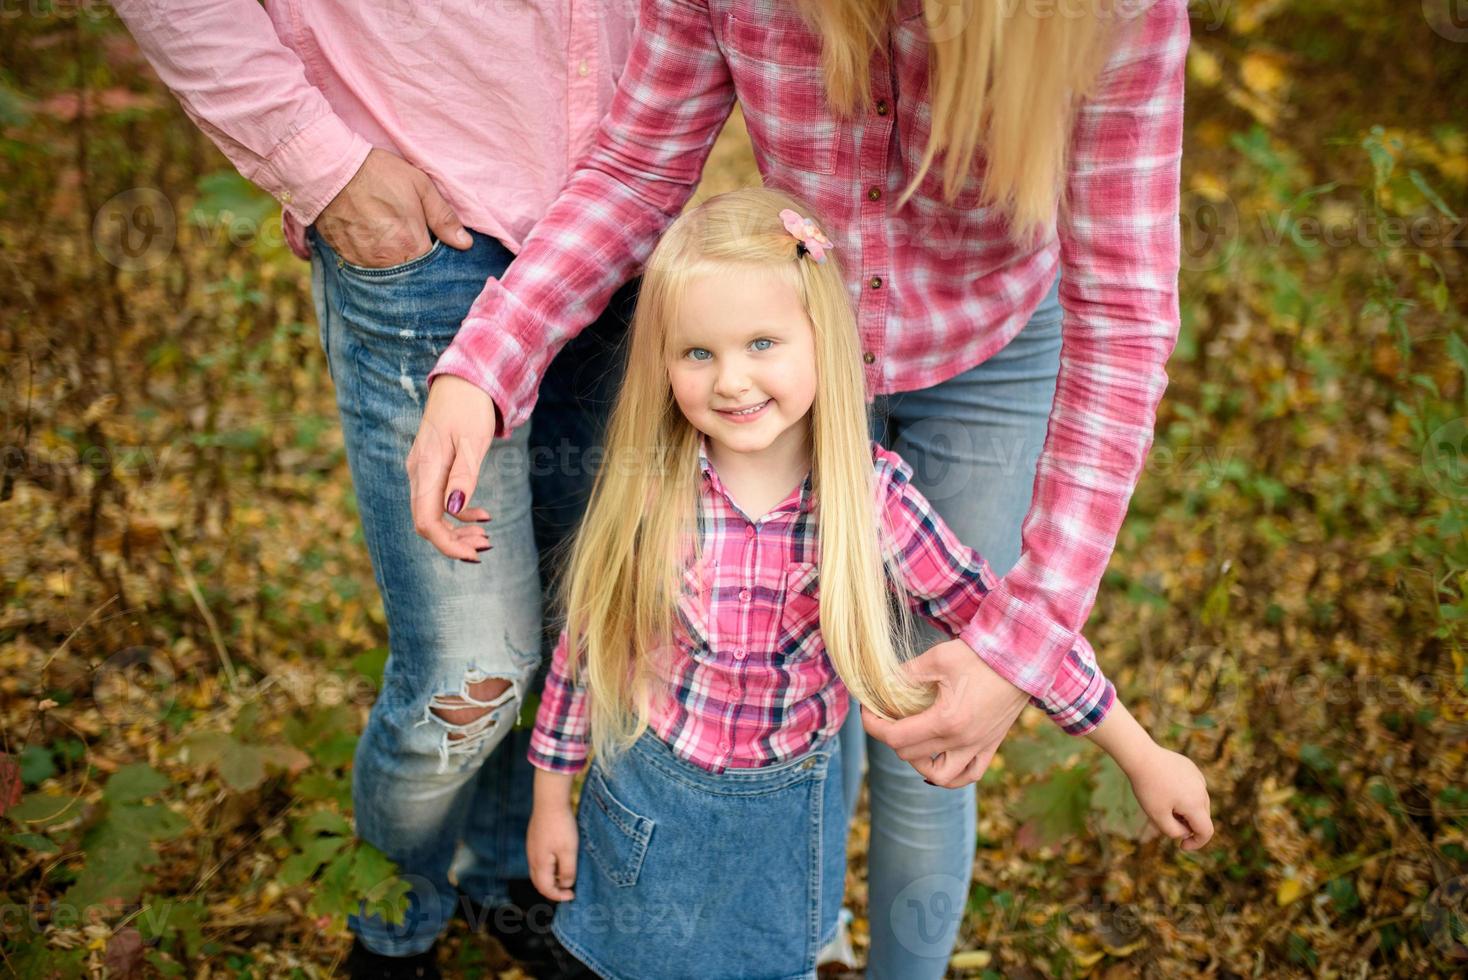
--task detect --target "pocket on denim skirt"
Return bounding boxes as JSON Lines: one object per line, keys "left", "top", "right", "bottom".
{"left": 579, "top": 766, "right": 654, "bottom": 888}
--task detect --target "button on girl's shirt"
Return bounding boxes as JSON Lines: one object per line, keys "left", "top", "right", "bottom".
{"left": 745, "top": 525, "right": 755, "bottom": 538}
{"left": 734, "top": 647, "right": 747, "bottom": 660}
{"left": 739, "top": 588, "right": 751, "bottom": 603}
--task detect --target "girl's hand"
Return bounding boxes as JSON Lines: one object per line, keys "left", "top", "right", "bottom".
{"left": 527, "top": 803, "right": 579, "bottom": 902}
{"left": 1124, "top": 746, "right": 1214, "bottom": 851}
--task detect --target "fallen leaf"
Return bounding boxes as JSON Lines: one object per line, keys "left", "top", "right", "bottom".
{"left": 104, "top": 927, "right": 145, "bottom": 978}
{"left": 949, "top": 949, "right": 992, "bottom": 970}
{"left": 1276, "top": 876, "right": 1306, "bottom": 906}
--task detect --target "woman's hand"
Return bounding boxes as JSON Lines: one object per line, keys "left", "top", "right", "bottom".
{"left": 1124, "top": 746, "right": 1214, "bottom": 851}
{"left": 527, "top": 802, "right": 580, "bottom": 902}
{"left": 861, "top": 638, "right": 1031, "bottom": 788}
{"left": 406, "top": 375, "right": 498, "bottom": 559}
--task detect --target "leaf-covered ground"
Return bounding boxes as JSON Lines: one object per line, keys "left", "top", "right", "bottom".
{"left": 3, "top": 2, "right": 1467, "bottom": 977}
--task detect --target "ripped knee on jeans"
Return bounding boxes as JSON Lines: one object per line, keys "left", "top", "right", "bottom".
{"left": 419, "top": 668, "right": 520, "bottom": 771}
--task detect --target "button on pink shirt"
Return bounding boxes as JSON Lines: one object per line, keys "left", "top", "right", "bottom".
{"left": 111, "top": 0, "right": 637, "bottom": 259}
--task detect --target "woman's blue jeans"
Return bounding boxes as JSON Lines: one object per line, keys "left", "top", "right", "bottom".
{"left": 307, "top": 227, "right": 636, "bottom": 956}
{"left": 842, "top": 269, "right": 1064, "bottom": 979}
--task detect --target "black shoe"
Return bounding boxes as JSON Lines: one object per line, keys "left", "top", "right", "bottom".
{"left": 459, "top": 881, "right": 595, "bottom": 979}
{"left": 343, "top": 938, "right": 441, "bottom": 980}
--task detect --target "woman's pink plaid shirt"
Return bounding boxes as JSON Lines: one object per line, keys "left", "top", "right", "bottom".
{"left": 528, "top": 441, "right": 1116, "bottom": 774}
{"left": 431, "top": 0, "right": 1189, "bottom": 706}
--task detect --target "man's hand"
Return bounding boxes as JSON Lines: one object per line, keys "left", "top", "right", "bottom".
{"left": 315, "top": 147, "right": 473, "bottom": 267}
{"left": 861, "top": 638, "right": 1031, "bottom": 789}
{"left": 406, "top": 375, "right": 498, "bottom": 560}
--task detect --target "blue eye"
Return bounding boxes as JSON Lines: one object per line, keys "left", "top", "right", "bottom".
{"left": 751, "top": 338, "right": 774, "bottom": 351}
{"left": 685, "top": 348, "right": 712, "bottom": 361}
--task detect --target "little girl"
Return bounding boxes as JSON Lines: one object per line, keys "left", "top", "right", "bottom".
{"left": 526, "top": 188, "right": 1211, "bottom": 979}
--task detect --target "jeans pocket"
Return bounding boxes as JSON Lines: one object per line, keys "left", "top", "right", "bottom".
{"left": 308, "top": 221, "right": 448, "bottom": 279}
{"left": 579, "top": 766, "right": 654, "bottom": 888}
{"left": 336, "top": 237, "right": 446, "bottom": 279}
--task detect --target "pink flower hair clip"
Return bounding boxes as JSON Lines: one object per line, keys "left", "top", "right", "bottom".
{"left": 779, "top": 208, "right": 834, "bottom": 264}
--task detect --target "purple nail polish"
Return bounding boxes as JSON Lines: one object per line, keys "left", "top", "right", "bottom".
{"left": 459, "top": 557, "right": 480, "bottom": 564}
{"left": 447, "top": 489, "right": 465, "bottom": 514}
{"left": 475, "top": 545, "right": 491, "bottom": 553}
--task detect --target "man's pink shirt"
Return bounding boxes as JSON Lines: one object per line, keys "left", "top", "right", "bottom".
{"left": 111, "top": 0, "right": 637, "bottom": 259}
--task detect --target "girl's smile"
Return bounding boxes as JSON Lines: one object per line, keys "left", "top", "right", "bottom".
{"left": 713, "top": 398, "right": 771, "bottom": 422}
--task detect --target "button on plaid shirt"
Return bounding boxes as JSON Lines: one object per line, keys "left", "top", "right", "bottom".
{"left": 436, "top": 0, "right": 1188, "bottom": 706}
{"left": 528, "top": 441, "right": 1116, "bottom": 774}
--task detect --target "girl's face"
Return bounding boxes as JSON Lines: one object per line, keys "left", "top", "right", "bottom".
{"left": 666, "top": 265, "right": 817, "bottom": 467}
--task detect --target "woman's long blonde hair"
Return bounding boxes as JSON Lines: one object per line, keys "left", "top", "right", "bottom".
{"left": 556, "top": 187, "right": 933, "bottom": 765}
{"left": 801, "top": 0, "right": 1121, "bottom": 245}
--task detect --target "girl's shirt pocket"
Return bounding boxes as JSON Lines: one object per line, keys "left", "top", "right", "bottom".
{"left": 775, "top": 561, "right": 822, "bottom": 663}
{"left": 678, "top": 554, "right": 825, "bottom": 669}
{"left": 675, "top": 556, "right": 714, "bottom": 654}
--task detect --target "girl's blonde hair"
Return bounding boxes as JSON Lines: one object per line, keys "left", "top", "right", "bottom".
{"left": 556, "top": 187, "right": 934, "bottom": 765}
{"left": 800, "top": 0, "right": 1120, "bottom": 246}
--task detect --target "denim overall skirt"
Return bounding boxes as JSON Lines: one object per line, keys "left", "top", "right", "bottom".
{"left": 552, "top": 729, "right": 845, "bottom": 979}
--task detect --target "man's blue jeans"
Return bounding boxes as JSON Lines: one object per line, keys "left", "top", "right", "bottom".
{"left": 844, "top": 269, "right": 1065, "bottom": 978}
{"left": 306, "top": 226, "right": 635, "bottom": 956}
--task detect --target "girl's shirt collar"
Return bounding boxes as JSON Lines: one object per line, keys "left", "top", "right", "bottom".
{"left": 697, "top": 432, "right": 816, "bottom": 519}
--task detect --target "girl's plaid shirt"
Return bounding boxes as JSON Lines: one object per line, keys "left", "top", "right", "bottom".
{"left": 432, "top": 0, "right": 1190, "bottom": 712}
{"left": 528, "top": 441, "right": 1116, "bottom": 774}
